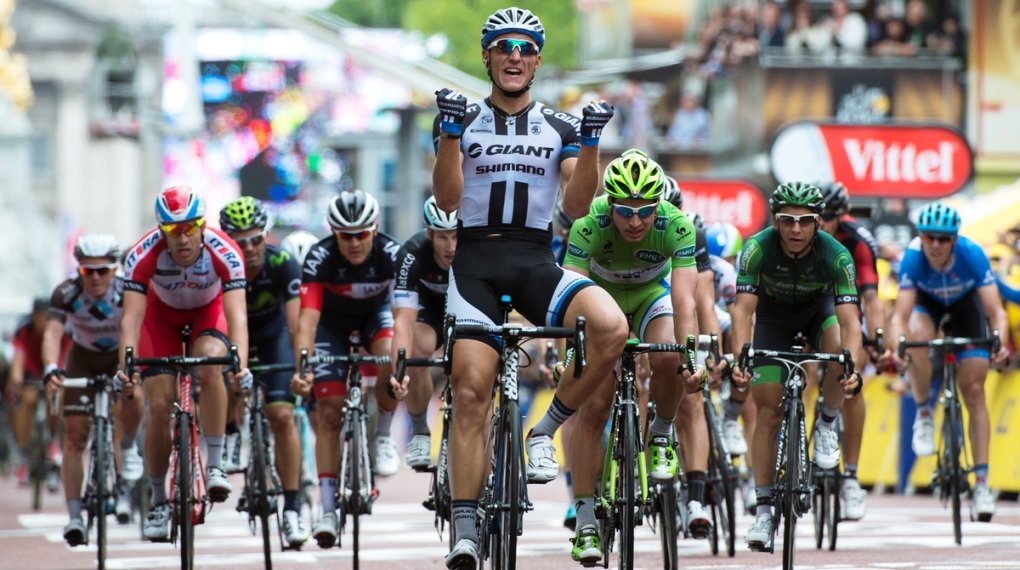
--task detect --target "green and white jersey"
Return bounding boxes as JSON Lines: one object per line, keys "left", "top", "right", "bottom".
{"left": 564, "top": 197, "right": 697, "bottom": 292}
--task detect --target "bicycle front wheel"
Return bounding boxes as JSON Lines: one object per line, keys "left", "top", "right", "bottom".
{"left": 95, "top": 417, "right": 110, "bottom": 570}
{"left": 349, "top": 410, "right": 362, "bottom": 570}
{"left": 946, "top": 397, "right": 963, "bottom": 545}
{"left": 826, "top": 474, "right": 839, "bottom": 551}
{"left": 177, "top": 413, "right": 194, "bottom": 570}
{"left": 492, "top": 400, "right": 522, "bottom": 570}
{"left": 812, "top": 470, "right": 825, "bottom": 550}
{"left": 618, "top": 403, "right": 636, "bottom": 570}
{"left": 655, "top": 481, "right": 678, "bottom": 570}
{"left": 782, "top": 409, "right": 801, "bottom": 570}
{"left": 708, "top": 414, "right": 737, "bottom": 558}
{"left": 251, "top": 410, "right": 274, "bottom": 569}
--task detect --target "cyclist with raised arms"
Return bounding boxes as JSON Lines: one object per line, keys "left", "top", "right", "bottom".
{"left": 432, "top": 7, "right": 628, "bottom": 569}
{"left": 288, "top": 189, "right": 401, "bottom": 548}
{"left": 562, "top": 151, "right": 702, "bottom": 563}
{"left": 43, "top": 234, "right": 144, "bottom": 545}
{"left": 389, "top": 197, "right": 458, "bottom": 468}
{"left": 889, "top": 202, "right": 1009, "bottom": 522}
{"left": 729, "top": 182, "right": 863, "bottom": 549}
{"left": 219, "top": 197, "right": 308, "bottom": 546}
{"left": 664, "top": 178, "right": 723, "bottom": 534}
{"left": 816, "top": 181, "right": 889, "bottom": 520}
{"left": 119, "top": 186, "right": 250, "bottom": 542}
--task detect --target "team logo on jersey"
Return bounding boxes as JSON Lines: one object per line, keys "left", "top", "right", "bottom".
{"left": 268, "top": 251, "right": 291, "bottom": 268}
{"left": 467, "top": 143, "right": 484, "bottom": 158}
{"left": 635, "top": 250, "right": 666, "bottom": 264}
{"left": 567, "top": 243, "right": 589, "bottom": 259}
{"left": 481, "top": 114, "right": 493, "bottom": 124}
{"left": 673, "top": 246, "right": 696, "bottom": 258}
{"left": 531, "top": 125, "right": 541, "bottom": 135}
{"left": 595, "top": 214, "right": 612, "bottom": 229}
{"left": 653, "top": 217, "right": 669, "bottom": 231}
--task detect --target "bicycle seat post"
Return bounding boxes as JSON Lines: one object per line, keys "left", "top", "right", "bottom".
{"left": 500, "top": 295, "right": 512, "bottom": 324}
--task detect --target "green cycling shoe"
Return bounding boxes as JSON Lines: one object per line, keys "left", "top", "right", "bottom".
{"left": 570, "top": 524, "right": 601, "bottom": 565}
{"left": 648, "top": 435, "right": 679, "bottom": 480}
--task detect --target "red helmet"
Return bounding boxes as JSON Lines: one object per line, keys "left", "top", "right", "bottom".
{"left": 156, "top": 186, "right": 206, "bottom": 223}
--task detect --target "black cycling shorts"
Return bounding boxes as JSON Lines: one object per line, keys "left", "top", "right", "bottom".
{"left": 750, "top": 294, "right": 837, "bottom": 386}
{"left": 311, "top": 305, "right": 393, "bottom": 399}
{"left": 913, "top": 289, "right": 989, "bottom": 359}
{"left": 250, "top": 327, "right": 296, "bottom": 406}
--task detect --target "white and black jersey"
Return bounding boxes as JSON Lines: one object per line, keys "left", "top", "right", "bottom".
{"left": 433, "top": 98, "right": 581, "bottom": 243}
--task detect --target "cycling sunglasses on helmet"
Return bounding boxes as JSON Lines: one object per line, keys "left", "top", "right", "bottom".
{"left": 160, "top": 218, "right": 205, "bottom": 237}
{"left": 486, "top": 38, "right": 541, "bottom": 56}
{"left": 611, "top": 203, "right": 658, "bottom": 219}
{"left": 78, "top": 264, "right": 118, "bottom": 277}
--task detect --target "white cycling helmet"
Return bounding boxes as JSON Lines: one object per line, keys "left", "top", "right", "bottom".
{"left": 424, "top": 196, "right": 458, "bottom": 231}
{"left": 328, "top": 190, "right": 380, "bottom": 230}
{"left": 280, "top": 230, "right": 320, "bottom": 267}
{"left": 155, "top": 185, "right": 206, "bottom": 223}
{"left": 74, "top": 233, "right": 120, "bottom": 261}
{"left": 481, "top": 7, "right": 545, "bottom": 50}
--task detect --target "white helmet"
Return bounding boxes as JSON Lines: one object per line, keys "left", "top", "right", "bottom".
{"left": 328, "top": 190, "right": 380, "bottom": 230}
{"left": 280, "top": 231, "right": 320, "bottom": 267}
{"left": 481, "top": 7, "right": 545, "bottom": 50}
{"left": 424, "top": 196, "right": 458, "bottom": 230}
{"left": 155, "top": 185, "right": 206, "bottom": 223}
{"left": 74, "top": 233, "right": 120, "bottom": 261}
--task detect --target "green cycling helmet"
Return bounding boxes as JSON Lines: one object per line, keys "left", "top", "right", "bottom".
{"left": 769, "top": 181, "right": 824, "bottom": 214}
{"left": 220, "top": 196, "right": 269, "bottom": 233}
{"left": 603, "top": 150, "right": 666, "bottom": 200}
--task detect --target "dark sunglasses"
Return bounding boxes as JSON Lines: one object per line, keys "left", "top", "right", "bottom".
{"left": 775, "top": 213, "right": 819, "bottom": 228}
{"left": 78, "top": 264, "right": 117, "bottom": 277}
{"left": 611, "top": 203, "right": 658, "bottom": 219}
{"left": 922, "top": 233, "right": 955, "bottom": 245}
{"left": 232, "top": 232, "right": 266, "bottom": 248}
{"left": 160, "top": 218, "right": 205, "bottom": 237}
{"left": 820, "top": 211, "right": 841, "bottom": 222}
{"left": 335, "top": 227, "right": 374, "bottom": 241}
{"left": 486, "top": 38, "right": 541, "bottom": 56}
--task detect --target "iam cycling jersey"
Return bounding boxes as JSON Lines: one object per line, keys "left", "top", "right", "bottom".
{"left": 123, "top": 227, "right": 246, "bottom": 309}
{"left": 246, "top": 244, "right": 301, "bottom": 343}
{"left": 48, "top": 276, "right": 124, "bottom": 352}
{"left": 393, "top": 230, "right": 449, "bottom": 344}
{"left": 737, "top": 227, "right": 858, "bottom": 307}
{"left": 433, "top": 98, "right": 580, "bottom": 241}
{"left": 564, "top": 198, "right": 696, "bottom": 336}
{"left": 300, "top": 233, "right": 400, "bottom": 324}
{"left": 13, "top": 316, "right": 70, "bottom": 380}
{"left": 835, "top": 216, "right": 880, "bottom": 292}
{"left": 898, "top": 235, "right": 996, "bottom": 306}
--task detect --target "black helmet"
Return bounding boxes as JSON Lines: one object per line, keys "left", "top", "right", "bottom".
{"left": 817, "top": 181, "right": 850, "bottom": 215}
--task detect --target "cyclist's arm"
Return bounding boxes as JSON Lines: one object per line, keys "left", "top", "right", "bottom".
{"left": 293, "top": 308, "right": 320, "bottom": 370}
{"left": 432, "top": 135, "right": 464, "bottom": 213}
{"left": 560, "top": 151, "right": 601, "bottom": 219}
{"left": 222, "top": 288, "right": 249, "bottom": 370}
{"left": 40, "top": 320, "right": 66, "bottom": 374}
{"left": 284, "top": 299, "right": 299, "bottom": 340}
{"left": 118, "top": 290, "right": 147, "bottom": 372}
{"left": 696, "top": 270, "right": 721, "bottom": 341}
{"left": 888, "top": 285, "right": 916, "bottom": 355}
{"left": 8, "top": 346, "right": 24, "bottom": 388}
{"left": 730, "top": 292, "right": 758, "bottom": 360}
{"left": 391, "top": 307, "right": 418, "bottom": 363}
{"left": 835, "top": 302, "right": 864, "bottom": 366}
{"left": 997, "top": 277, "right": 1020, "bottom": 305}
{"left": 862, "top": 288, "right": 885, "bottom": 341}
{"left": 977, "top": 282, "right": 1010, "bottom": 359}
{"left": 672, "top": 266, "right": 700, "bottom": 364}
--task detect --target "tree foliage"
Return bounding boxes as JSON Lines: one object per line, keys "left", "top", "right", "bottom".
{"left": 328, "top": 0, "right": 410, "bottom": 28}
{"left": 402, "top": 0, "right": 577, "bottom": 79}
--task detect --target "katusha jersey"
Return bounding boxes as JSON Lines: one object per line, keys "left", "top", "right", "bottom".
{"left": 898, "top": 235, "right": 996, "bottom": 306}
{"left": 123, "top": 228, "right": 246, "bottom": 310}
{"left": 433, "top": 98, "right": 581, "bottom": 238}
{"left": 49, "top": 276, "right": 124, "bottom": 352}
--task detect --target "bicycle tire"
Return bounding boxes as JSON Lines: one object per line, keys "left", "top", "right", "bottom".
{"left": 656, "top": 481, "right": 678, "bottom": 569}
{"left": 350, "top": 409, "right": 362, "bottom": 570}
{"left": 946, "top": 397, "right": 962, "bottom": 545}
{"left": 30, "top": 426, "right": 45, "bottom": 510}
{"left": 827, "top": 476, "right": 839, "bottom": 551}
{"left": 618, "top": 401, "right": 636, "bottom": 570}
{"left": 708, "top": 409, "right": 737, "bottom": 558}
{"left": 812, "top": 476, "right": 824, "bottom": 550}
{"left": 177, "top": 412, "right": 194, "bottom": 570}
{"left": 439, "top": 416, "right": 454, "bottom": 551}
{"left": 782, "top": 405, "right": 801, "bottom": 570}
{"left": 252, "top": 409, "right": 274, "bottom": 570}
{"left": 96, "top": 417, "right": 109, "bottom": 570}
{"left": 494, "top": 400, "right": 522, "bottom": 570}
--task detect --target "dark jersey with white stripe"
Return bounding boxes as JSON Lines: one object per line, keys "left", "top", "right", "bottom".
{"left": 433, "top": 98, "right": 581, "bottom": 243}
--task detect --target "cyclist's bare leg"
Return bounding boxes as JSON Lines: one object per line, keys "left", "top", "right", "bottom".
{"left": 645, "top": 317, "right": 682, "bottom": 423}
{"left": 636, "top": 354, "right": 650, "bottom": 431}
{"left": 958, "top": 357, "right": 990, "bottom": 465}
{"left": 267, "top": 403, "right": 300, "bottom": 490}
{"left": 905, "top": 311, "right": 936, "bottom": 407}
{"left": 62, "top": 415, "right": 89, "bottom": 504}
{"left": 406, "top": 324, "right": 438, "bottom": 418}
{"left": 741, "top": 390, "right": 756, "bottom": 465}
{"left": 143, "top": 374, "right": 176, "bottom": 478}
{"left": 371, "top": 336, "right": 397, "bottom": 423}
{"left": 818, "top": 323, "right": 848, "bottom": 411}
{"left": 568, "top": 370, "right": 616, "bottom": 499}
{"left": 117, "top": 385, "right": 144, "bottom": 456}
{"left": 840, "top": 344, "right": 867, "bottom": 470}
{"left": 554, "top": 287, "right": 628, "bottom": 408}
{"left": 193, "top": 335, "right": 229, "bottom": 441}
{"left": 749, "top": 382, "right": 783, "bottom": 487}
{"left": 316, "top": 395, "right": 345, "bottom": 482}
{"left": 448, "top": 339, "right": 499, "bottom": 502}
{"left": 12, "top": 384, "right": 39, "bottom": 450}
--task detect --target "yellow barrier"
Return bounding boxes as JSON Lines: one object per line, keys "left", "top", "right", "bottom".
{"left": 856, "top": 375, "right": 901, "bottom": 488}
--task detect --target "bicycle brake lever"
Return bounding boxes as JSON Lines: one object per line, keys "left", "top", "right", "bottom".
{"left": 573, "top": 317, "right": 586, "bottom": 379}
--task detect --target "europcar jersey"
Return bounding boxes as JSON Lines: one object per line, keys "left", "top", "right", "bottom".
{"left": 564, "top": 198, "right": 697, "bottom": 292}
{"left": 246, "top": 244, "right": 301, "bottom": 333}
{"left": 299, "top": 233, "right": 400, "bottom": 323}
{"left": 49, "top": 277, "right": 124, "bottom": 352}
{"left": 433, "top": 98, "right": 580, "bottom": 239}
{"left": 898, "top": 235, "right": 996, "bottom": 306}
{"left": 393, "top": 230, "right": 449, "bottom": 312}
{"left": 123, "top": 228, "right": 246, "bottom": 310}
{"left": 737, "top": 227, "right": 858, "bottom": 306}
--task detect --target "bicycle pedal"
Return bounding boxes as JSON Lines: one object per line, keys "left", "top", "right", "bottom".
{"left": 423, "top": 498, "right": 436, "bottom": 511}
{"left": 411, "top": 464, "right": 434, "bottom": 474}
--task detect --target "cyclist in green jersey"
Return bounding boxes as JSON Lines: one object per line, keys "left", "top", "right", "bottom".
{"left": 729, "top": 182, "right": 863, "bottom": 550}
{"left": 562, "top": 150, "right": 703, "bottom": 564}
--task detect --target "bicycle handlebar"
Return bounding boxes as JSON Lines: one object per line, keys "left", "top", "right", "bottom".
{"left": 50, "top": 375, "right": 117, "bottom": 416}
{"left": 306, "top": 354, "right": 392, "bottom": 365}
{"left": 393, "top": 348, "right": 445, "bottom": 392}
{"left": 446, "top": 314, "right": 588, "bottom": 380}
{"left": 739, "top": 342, "right": 854, "bottom": 378}
{"left": 896, "top": 330, "right": 1001, "bottom": 361}
{"left": 124, "top": 345, "right": 239, "bottom": 379}
{"left": 864, "top": 328, "right": 885, "bottom": 354}
{"left": 248, "top": 362, "right": 296, "bottom": 374}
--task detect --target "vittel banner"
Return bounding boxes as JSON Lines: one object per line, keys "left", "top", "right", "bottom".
{"left": 676, "top": 179, "right": 767, "bottom": 237}
{"left": 770, "top": 122, "right": 973, "bottom": 199}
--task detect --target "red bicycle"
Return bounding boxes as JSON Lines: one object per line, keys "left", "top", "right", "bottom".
{"left": 126, "top": 325, "right": 238, "bottom": 570}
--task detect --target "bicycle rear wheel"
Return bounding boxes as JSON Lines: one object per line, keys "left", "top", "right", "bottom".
{"left": 655, "top": 481, "right": 678, "bottom": 569}
{"left": 812, "top": 468, "right": 824, "bottom": 550}
{"left": 946, "top": 397, "right": 963, "bottom": 545}
{"left": 177, "top": 413, "right": 194, "bottom": 570}
{"left": 618, "top": 403, "right": 636, "bottom": 570}
{"left": 826, "top": 475, "right": 839, "bottom": 551}
{"left": 349, "top": 410, "right": 362, "bottom": 570}
{"left": 95, "top": 418, "right": 110, "bottom": 570}
{"left": 708, "top": 411, "right": 736, "bottom": 558}
{"left": 251, "top": 410, "right": 274, "bottom": 569}
{"left": 782, "top": 408, "right": 801, "bottom": 570}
